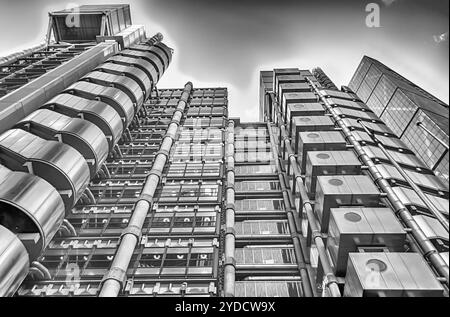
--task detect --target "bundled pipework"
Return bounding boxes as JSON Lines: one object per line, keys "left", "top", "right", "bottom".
{"left": 99, "top": 82, "right": 194, "bottom": 297}
{"left": 0, "top": 34, "right": 173, "bottom": 297}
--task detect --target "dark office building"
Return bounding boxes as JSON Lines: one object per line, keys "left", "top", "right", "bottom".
{"left": 0, "top": 5, "right": 449, "bottom": 298}
{"left": 349, "top": 56, "right": 449, "bottom": 182}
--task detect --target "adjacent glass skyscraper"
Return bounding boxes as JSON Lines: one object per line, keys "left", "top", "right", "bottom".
{"left": 349, "top": 56, "right": 449, "bottom": 182}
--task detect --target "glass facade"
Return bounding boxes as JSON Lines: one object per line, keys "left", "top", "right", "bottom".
{"left": 402, "top": 110, "right": 449, "bottom": 176}
{"left": 381, "top": 89, "right": 418, "bottom": 136}
{"left": 349, "top": 56, "right": 449, "bottom": 184}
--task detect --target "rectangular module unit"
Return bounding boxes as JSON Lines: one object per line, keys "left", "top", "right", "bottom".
{"left": 305, "top": 151, "right": 361, "bottom": 198}
{"left": 282, "top": 92, "right": 318, "bottom": 119}
{"left": 327, "top": 207, "right": 406, "bottom": 276}
{"left": 314, "top": 175, "right": 381, "bottom": 233}
{"left": 297, "top": 131, "right": 347, "bottom": 174}
{"left": 286, "top": 103, "right": 326, "bottom": 135}
{"left": 343, "top": 253, "right": 444, "bottom": 297}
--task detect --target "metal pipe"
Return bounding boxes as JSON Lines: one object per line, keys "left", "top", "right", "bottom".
{"left": 266, "top": 121, "right": 314, "bottom": 298}
{"left": 99, "top": 82, "right": 193, "bottom": 297}
{"left": 358, "top": 120, "right": 449, "bottom": 232}
{"left": 306, "top": 78, "right": 449, "bottom": 286}
{"left": 417, "top": 122, "right": 449, "bottom": 151}
{"left": 244, "top": 276, "right": 301, "bottom": 281}
{"left": 266, "top": 92, "right": 341, "bottom": 298}
{"left": 0, "top": 42, "right": 47, "bottom": 67}
{"left": 224, "top": 120, "right": 236, "bottom": 297}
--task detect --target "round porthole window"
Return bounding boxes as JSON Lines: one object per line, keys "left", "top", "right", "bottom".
{"left": 344, "top": 212, "right": 362, "bottom": 222}
{"left": 328, "top": 178, "right": 344, "bottom": 186}
{"left": 317, "top": 153, "right": 331, "bottom": 160}
{"left": 366, "top": 259, "right": 388, "bottom": 273}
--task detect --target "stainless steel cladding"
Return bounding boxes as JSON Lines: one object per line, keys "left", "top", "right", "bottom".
{"left": 15, "top": 109, "right": 109, "bottom": 177}
{"left": 122, "top": 47, "right": 165, "bottom": 79}
{"left": 0, "top": 42, "right": 118, "bottom": 134}
{"left": 282, "top": 92, "right": 318, "bottom": 119}
{"left": 343, "top": 253, "right": 444, "bottom": 297}
{"left": 291, "top": 116, "right": 335, "bottom": 155}
{"left": 286, "top": 103, "right": 325, "bottom": 134}
{"left": 0, "top": 165, "right": 65, "bottom": 259}
{"left": 392, "top": 186, "right": 449, "bottom": 216}
{"left": 107, "top": 55, "right": 159, "bottom": 86}
{"left": 376, "top": 164, "right": 449, "bottom": 196}
{"left": 145, "top": 46, "right": 170, "bottom": 71}
{"left": 341, "top": 118, "right": 395, "bottom": 136}
{"left": 65, "top": 81, "right": 135, "bottom": 128}
{"left": 327, "top": 208, "right": 406, "bottom": 276}
{"left": 305, "top": 151, "right": 361, "bottom": 198}
{"left": 314, "top": 175, "right": 381, "bottom": 233}
{"left": 362, "top": 145, "right": 428, "bottom": 170}
{"left": 413, "top": 215, "right": 449, "bottom": 244}
{"left": 0, "top": 129, "right": 90, "bottom": 210}
{"left": 96, "top": 62, "right": 152, "bottom": 98}
{"left": 81, "top": 71, "right": 144, "bottom": 110}
{"left": 333, "top": 107, "right": 380, "bottom": 122}
{"left": 351, "top": 130, "right": 412, "bottom": 152}
{"left": 0, "top": 42, "right": 47, "bottom": 67}
{"left": 154, "top": 43, "right": 173, "bottom": 64}
{"left": 297, "top": 131, "right": 347, "bottom": 174}
{"left": 0, "top": 225, "right": 30, "bottom": 297}
{"left": 43, "top": 93, "right": 124, "bottom": 150}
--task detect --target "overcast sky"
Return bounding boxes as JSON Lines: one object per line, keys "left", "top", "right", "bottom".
{"left": 0, "top": 0, "right": 448, "bottom": 121}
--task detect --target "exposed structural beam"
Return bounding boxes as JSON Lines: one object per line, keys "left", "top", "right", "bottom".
{"left": 266, "top": 121, "right": 314, "bottom": 297}
{"left": 358, "top": 120, "right": 449, "bottom": 232}
{"left": 417, "top": 122, "right": 449, "bottom": 151}
{"left": 306, "top": 78, "right": 450, "bottom": 287}
{"left": 267, "top": 92, "right": 342, "bottom": 298}
{"left": 99, "top": 82, "right": 194, "bottom": 297}
{"left": 223, "top": 120, "right": 236, "bottom": 297}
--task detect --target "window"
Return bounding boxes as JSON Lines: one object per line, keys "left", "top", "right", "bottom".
{"left": 235, "top": 165, "right": 276, "bottom": 175}
{"left": 401, "top": 110, "right": 448, "bottom": 170}
{"left": 235, "top": 181, "right": 281, "bottom": 192}
{"left": 235, "top": 247, "right": 296, "bottom": 265}
{"left": 235, "top": 199, "right": 285, "bottom": 212}
{"left": 381, "top": 90, "right": 418, "bottom": 137}
{"left": 157, "top": 182, "right": 220, "bottom": 203}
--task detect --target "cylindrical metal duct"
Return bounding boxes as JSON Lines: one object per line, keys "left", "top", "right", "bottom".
{"left": 99, "top": 82, "right": 193, "bottom": 297}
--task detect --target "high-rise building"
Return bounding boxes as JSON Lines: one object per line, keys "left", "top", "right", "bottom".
{"left": 349, "top": 56, "right": 449, "bottom": 182}
{"left": 0, "top": 5, "right": 449, "bottom": 298}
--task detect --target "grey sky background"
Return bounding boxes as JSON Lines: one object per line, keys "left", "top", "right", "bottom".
{"left": 0, "top": 0, "right": 448, "bottom": 121}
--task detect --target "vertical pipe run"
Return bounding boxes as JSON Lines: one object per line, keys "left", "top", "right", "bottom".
{"left": 99, "top": 82, "right": 193, "bottom": 297}
{"left": 266, "top": 122, "right": 314, "bottom": 297}
{"left": 224, "top": 120, "right": 236, "bottom": 297}
{"left": 267, "top": 92, "right": 342, "bottom": 297}
{"left": 306, "top": 78, "right": 449, "bottom": 286}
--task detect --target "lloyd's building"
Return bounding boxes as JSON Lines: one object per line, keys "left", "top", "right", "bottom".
{"left": 0, "top": 4, "right": 448, "bottom": 298}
